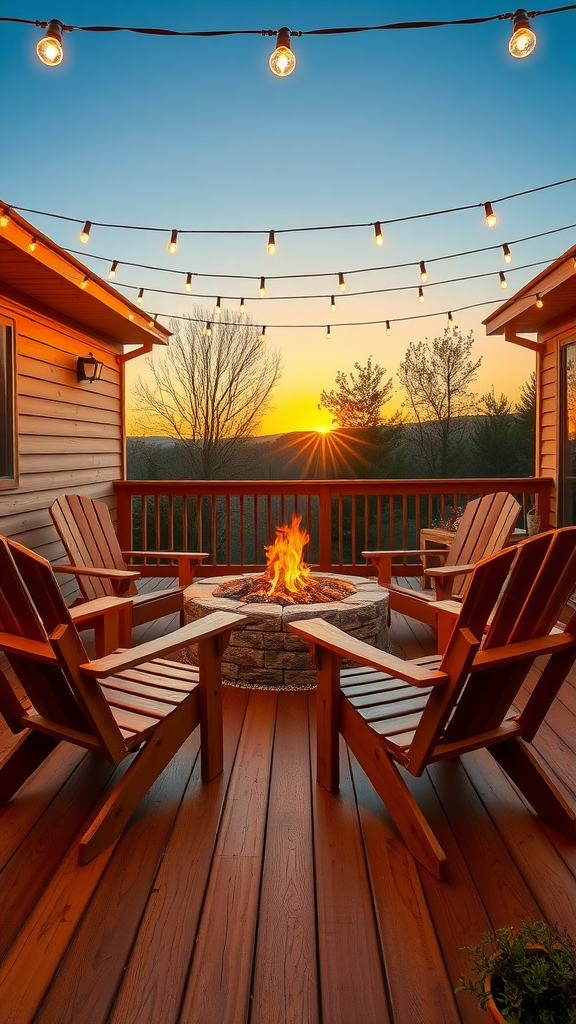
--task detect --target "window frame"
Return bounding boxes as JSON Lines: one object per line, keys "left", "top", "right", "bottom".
{"left": 0, "top": 315, "right": 18, "bottom": 490}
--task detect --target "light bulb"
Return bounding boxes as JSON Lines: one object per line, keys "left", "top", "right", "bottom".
{"left": 80, "top": 276, "right": 89, "bottom": 289}
{"left": 214, "top": 297, "right": 222, "bottom": 318}
{"left": 79, "top": 221, "right": 91, "bottom": 244}
{"left": 484, "top": 202, "right": 497, "bottom": 228}
{"left": 536, "top": 294, "right": 544, "bottom": 308}
{"left": 259, "top": 326, "right": 267, "bottom": 344}
{"left": 137, "top": 288, "right": 144, "bottom": 304}
{"left": 259, "top": 276, "right": 266, "bottom": 297}
{"left": 502, "top": 243, "right": 512, "bottom": 263}
{"left": 37, "top": 20, "right": 64, "bottom": 66}
{"left": 148, "top": 320, "right": 154, "bottom": 328}
{"left": 128, "top": 313, "right": 135, "bottom": 321}
{"left": 0, "top": 209, "right": 9, "bottom": 228}
{"left": 386, "top": 321, "right": 391, "bottom": 336}
{"left": 168, "top": 229, "right": 178, "bottom": 254}
{"left": 28, "top": 237, "right": 38, "bottom": 252}
{"left": 108, "top": 260, "right": 118, "bottom": 279}
{"left": 419, "top": 260, "right": 428, "bottom": 283}
{"left": 330, "top": 296, "right": 336, "bottom": 312}
{"left": 573, "top": 256, "right": 576, "bottom": 271}
{"left": 374, "top": 221, "right": 384, "bottom": 246}
{"left": 267, "top": 230, "right": 276, "bottom": 255}
{"left": 239, "top": 298, "right": 245, "bottom": 314}
{"left": 185, "top": 272, "right": 192, "bottom": 292}
{"left": 448, "top": 312, "right": 456, "bottom": 328}
{"left": 509, "top": 9, "right": 537, "bottom": 58}
{"left": 269, "top": 28, "right": 296, "bottom": 77}
{"left": 338, "top": 272, "right": 346, "bottom": 293}
{"left": 499, "top": 271, "right": 508, "bottom": 289}
{"left": 203, "top": 321, "right": 212, "bottom": 337}
{"left": 326, "top": 326, "right": 331, "bottom": 340}
{"left": 418, "top": 286, "right": 425, "bottom": 303}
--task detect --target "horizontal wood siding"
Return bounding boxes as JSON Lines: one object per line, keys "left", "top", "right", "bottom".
{"left": 0, "top": 292, "right": 123, "bottom": 592}
{"left": 537, "top": 317, "right": 576, "bottom": 526}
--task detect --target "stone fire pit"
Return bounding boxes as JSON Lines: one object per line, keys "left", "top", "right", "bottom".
{"left": 183, "top": 573, "right": 388, "bottom": 688}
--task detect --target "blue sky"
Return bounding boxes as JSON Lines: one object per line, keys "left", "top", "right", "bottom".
{"left": 2, "top": 2, "right": 575, "bottom": 432}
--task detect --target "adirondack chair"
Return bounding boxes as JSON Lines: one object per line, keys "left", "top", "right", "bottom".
{"left": 289, "top": 529, "right": 576, "bottom": 879}
{"left": 50, "top": 493, "right": 209, "bottom": 647}
{"left": 0, "top": 535, "right": 245, "bottom": 864}
{"left": 362, "top": 491, "right": 521, "bottom": 630}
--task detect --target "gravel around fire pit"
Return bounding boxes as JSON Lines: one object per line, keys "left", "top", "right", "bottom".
{"left": 183, "top": 573, "right": 388, "bottom": 689}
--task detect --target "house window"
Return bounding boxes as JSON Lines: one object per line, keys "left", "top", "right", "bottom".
{"left": 0, "top": 317, "right": 17, "bottom": 488}
{"left": 561, "top": 340, "right": 576, "bottom": 525}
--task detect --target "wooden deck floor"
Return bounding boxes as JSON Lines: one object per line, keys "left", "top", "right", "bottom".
{"left": 2, "top": 581, "right": 576, "bottom": 1024}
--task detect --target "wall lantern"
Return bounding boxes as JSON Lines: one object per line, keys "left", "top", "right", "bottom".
{"left": 77, "top": 352, "right": 103, "bottom": 384}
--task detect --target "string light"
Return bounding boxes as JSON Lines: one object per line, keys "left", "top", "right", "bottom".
{"left": 386, "top": 321, "right": 391, "bottom": 336}
{"left": 0, "top": 209, "right": 9, "bottom": 228}
{"left": 137, "top": 288, "right": 144, "bottom": 303}
{"left": 338, "top": 272, "right": 346, "bottom": 293}
{"left": 79, "top": 221, "right": 92, "bottom": 244}
{"left": 326, "top": 325, "right": 331, "bottom": 339}
{"left": 239, "top": 298, "right": 245, "bottom": 313}
{"left": 148, "top": 319, "right": 154, "bottom": 327}
{"left": 419, "top": 260, "right": 428, "bottom": 283}
{"left": 203, "top": 321, "right": 212, "bottom": 336}
{"left": 536, "top": 293, "right": 544, "bottom": 307}
{"left": 259, "top": 276, "right": 266, "bottom": 297}
{"left": 36, "top": 20, "right": 64, "bottom": 66}
{"left": 499, "top": 270, "right": 508, "bottom": 289}
{"left": 448, "top": 311, "right": 456, "bottom": 327}
{"left": 168, "top": 230, "right": 178, "bottom": 254}
{"left": 509, "top": 8, "right": 537, "bottom": 58}
{"left": 259, "top": 326, "right": 267, "bottom": 343}
{"left": 28, "top": 237, "right": 38, "bottom": 252}
{"left": 128, "top": 313, "right": 135, "bottom": 320}
{"left": 374, "top": 222, "right": 384, "bottom": 247}
{"left": 214, "top": 296, "right": 222, "bottom": 318}
{"left": 484, "top": 202, "right": 497, "bottom": 228}
{"left": 573, "top": 256, "right": 576, "bottom": 270}
{"left": 80, "top": 276, "right": 89, "bottom": 288}
{"left": 267, "top": 230, "right": 276, "bottom": 255}
{"left": 108, "top": 260, "right": 118, "bottom": 278}
{"left": 330, "top": 296, "right": 336, "bottom": 312}
{"left": 185, "top": 272, "right": 193, "bottom": 292}
{"left": 269, "top": 27, "right": 296, "bottom": 77}
{"left": 502, "top": 243, "right": 512, "bottom": 263}
{"left": 418, "top": 286, "right": 425, "bottom": 302}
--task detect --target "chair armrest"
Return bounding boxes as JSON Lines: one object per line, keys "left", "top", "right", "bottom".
{"left": 70, "top": 596, "right": 133, "bottom": 626}
{"left": 81, "top": 610, "right": 247, "bottom": 678}
{"left": 287, "top": 617, "right": 448, "bottom": 689}
{"left": 362, "top": 549, "right": 448, "bottom": 558}
{"left": 121, "top": 550, "right": 210, "bottom": 586}
{"left": 362, "top": 549, "right": 448, "bottom": 587}
{"left": 53, "top": 564, "right": 139, "bottom": 581}
{"left": 423, "top": 564, "right": 475, "bottom": 579}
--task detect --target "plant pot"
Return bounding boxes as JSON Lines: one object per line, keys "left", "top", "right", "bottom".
{"left": 484, "top": 976, "right": 506, "bottom": 1023}
{"left": 526, "top": 507, "right": 541, "bottom": 536}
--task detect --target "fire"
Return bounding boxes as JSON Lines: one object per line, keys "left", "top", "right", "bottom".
{"left": 264, "top": 514, "right": 311, "bottom": 598}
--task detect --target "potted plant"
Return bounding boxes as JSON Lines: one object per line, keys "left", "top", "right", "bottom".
{"left": 456, "top": 919, "right": 576, "bottom": 1023}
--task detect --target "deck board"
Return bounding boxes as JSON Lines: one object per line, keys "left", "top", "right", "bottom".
{"left": 2, "top": 593, "right": 576, "bottom": 1023}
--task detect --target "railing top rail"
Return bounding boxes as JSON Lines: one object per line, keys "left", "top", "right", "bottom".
{"left": 115, "top": 477, "right": 553, "bottom": 494}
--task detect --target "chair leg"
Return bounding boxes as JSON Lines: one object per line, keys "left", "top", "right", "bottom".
{"left": 79, "top": 695, "right": 198, "bottom": 864}
{"left": 341, "top": 702, "right": 447, "bottom": 879}
{"left": 0, "top": 730, "right": 60, "bottom": 803}
{"left": 490, "top": 738, "right": 576, "bottom": 838}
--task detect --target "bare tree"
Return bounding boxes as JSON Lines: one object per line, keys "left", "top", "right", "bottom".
{"left": 397, "top": 328, "right": 481, "bottom": 476}
{"left": 132, "top": 308, "right": 282, "bottom": 478}
{"left": 318, "top": 357, "right": 396, "bottom": 427}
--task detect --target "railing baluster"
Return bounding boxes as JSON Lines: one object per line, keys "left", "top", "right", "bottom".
{"left": 240, "top": 494, "right": 245, "bottom": 565}
{"left": 182, "top": 493, "right": 188, "bottom": 552}
{"left": 168, "top": 494, "right": 174, "bottom": 550}
{"left": 211, "top": 495, "right": 217, "bottom": 565}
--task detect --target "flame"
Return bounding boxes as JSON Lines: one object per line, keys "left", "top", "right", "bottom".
{"left": 264, "top": 513, "right": 311, "bottom": 598}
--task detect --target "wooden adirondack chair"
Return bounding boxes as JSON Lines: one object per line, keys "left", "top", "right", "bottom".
{"left": 362, "top": 491, "right": 521, "bottom": 629}
{"left": 0, "top": 535, "right": 245, "bottom": 864}
{"left": 50, "top": 493, "right": 209, "bottom": 647}
{"left": 289, "top": 529, "right": 576, "bottom": 879}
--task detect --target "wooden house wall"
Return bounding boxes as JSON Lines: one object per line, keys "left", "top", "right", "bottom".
{"left": 0, "top": 287, "right": 124, "bottom": 596}
{"left": 537, "top": 314, "right": 576, "bottom": 526}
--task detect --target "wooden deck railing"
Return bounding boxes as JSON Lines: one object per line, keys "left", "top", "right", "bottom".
{"left": 114, "top": 477, "right": 553, "bottom": 577}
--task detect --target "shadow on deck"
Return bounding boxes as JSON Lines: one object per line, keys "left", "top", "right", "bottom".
{"left": 1, "top": 579, "right": 576, "bottom": 1024}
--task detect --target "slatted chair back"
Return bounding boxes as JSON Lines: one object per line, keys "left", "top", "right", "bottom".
{"left": 408, "top": 529, "right": 576, "bottom": 773}
{"left": 50, "top": 493, "right": 137, "bottom": 603}
{"left": 0, "top": 536, "right": 124, "bottom": 760}
{"left": 440, "top": 490, "right": 521, "bottom": 598}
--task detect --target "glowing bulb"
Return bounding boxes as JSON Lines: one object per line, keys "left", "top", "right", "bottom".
{"left": 214, "top": 297, "right": 222, "bottom": 318}
{"left": 37, "top": 20, "right": 64, "bottom": 66}
{"left": 148, "top": 320, "right": 154, "bottom": 328}
{"left": 269, "top": 28, "right": 296, "bottom": 77}
{"left": 0, "top": 210, "right": 9, "bottom": 228}
{"left": 419, "top": 260, "right": 428, "bottom": 283}
{"left": 259, "top": 326, "right": 267, "bottom": 344}
{"left": 448, "top": 312, "right": 456, "bottom": 328}
{"left": 203, "top": 321, "right": 212, "bottom": 337}
{"left": 330, "top": 296, "right": 336, "bottom": 312}
{"left": 386, "top": 320, "right": 391, "bottom": 336}
{"left": 338, "top": 272, "right": 346, "bottom": 293}
{"left": 499, "top": 271, "right": 508, "bottom": 289}
{"left": 502, "top": 243, "right": 512, "bottom": 263}
{"left": 374, "top": 221, "right": 384, "bottom": 247}
{"left": 168, "top": 229, "right": 178, "bottom": 254}
{"left": 137, "top": 288, "right": 144, "bottom": 304}
{"left": 259, "top": 276, "right": 266, "bottom": 297}
{"left": 28, "top": 237, "right": 38, "bottom": 252}
{"left": 267, "top": 230, "right": 276, "bottom": 255}
{"left": 484, "top": 202, "right": 497, "bottom": 228}
{"left": 80, "top": 276, "right": 89, "bottom": 289}
{"left": 326, "top": 326, "right": 331, "bottom": 340}
{"left": 108, "top": 260, "right": 118, "bottom": 279}
{"left": 509, "top": 9, "right": 537, "bottom": 58}
{"left": 573, "top": 256, "right": 576, "bottom": 271}
{"left": 418, "top": 286, "right": 425, "bottom": 303}
{"left": 79, "top": 221, "right": 92, "bottom": 244}
{"left": 536, "top": 293, "right": 544, "bottom": 308}
{"left": 185, "top": 272, "right": 192, "bottom": 292}
{"left": 128, "top": 313, "right": 135, "bottom": 320}
{"left": 239, "top": 298, "right": 245, "bottom": 314}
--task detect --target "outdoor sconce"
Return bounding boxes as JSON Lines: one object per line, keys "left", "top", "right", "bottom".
{"left": 77, "top": 353, "right": 103, "bottom": 384}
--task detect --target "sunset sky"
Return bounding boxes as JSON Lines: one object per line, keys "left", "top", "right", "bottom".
{"left": 2, "top": 1, "right": 575, "bottom": 434}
